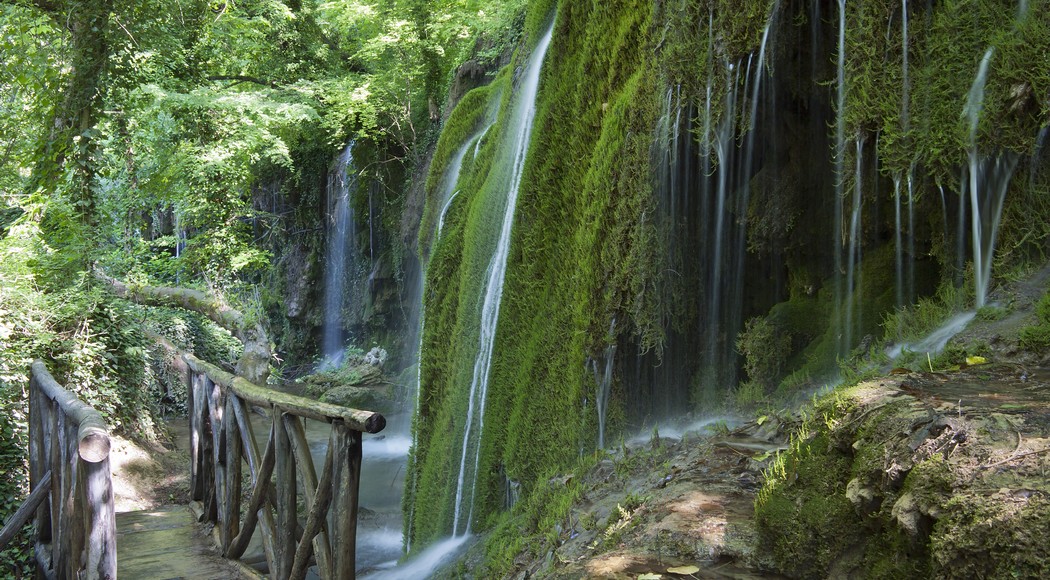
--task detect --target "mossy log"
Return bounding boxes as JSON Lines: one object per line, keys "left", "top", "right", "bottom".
{"left": 183, "top": 353, "right": 386, "bottom": 434}
{"left": 97, "top": 270, "right": 271, "bottom": 384}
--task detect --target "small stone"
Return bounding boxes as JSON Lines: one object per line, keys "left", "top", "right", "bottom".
{"left": 363, "top": 346, "right": 387, "bottom": 367}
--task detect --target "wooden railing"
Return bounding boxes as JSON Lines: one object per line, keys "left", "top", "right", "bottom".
{"left": 0, "top": 361, "right": 116, "bottom": 579}
{"left": 183, "top": 353, "right": 386, "bottom": 579}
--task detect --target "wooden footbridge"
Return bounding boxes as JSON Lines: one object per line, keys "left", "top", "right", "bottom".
{"left": 0, "top": 356, "right": 386, "bottom": 579}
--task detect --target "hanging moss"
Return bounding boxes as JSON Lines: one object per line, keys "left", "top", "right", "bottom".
{"left": 407, "top": 0, "right": 1050, "bottom": 559}
{"left": 407, "top": 0, "right": 665, "bottom": 548}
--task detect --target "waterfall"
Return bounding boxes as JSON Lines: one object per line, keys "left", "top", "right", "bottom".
{"left": 901, "top": 1, "right": 915, "bottom": 308}
{"left": 939, "top": 184, "right": 950, "bottom": 258}
{"left": 965, "top": 48, "right": 993, "bottom": 307}
{"left": 956, "top": 171, "right": 967, "bottom": 287}
{"left": 894, "top": 175, "right": 904, "bottom": 309}
{"left": 646, "top": 4, "right": 776, "bottom": 405}
{"left": 322, "top": 143, "right": 358, "bottom": 367}
{"left": 834, "top": 0, "right": 848, "bottom": 356}
{"left": 964, "top": 49, "right": 994, "bottom": 139}
{"left": 964, "top": 48, "right": 1016, "bottom": 308}
{"left": 845, "top": 139, "right": 863, "bottom": 352}
{"left": 434, "top": 124, "right": 494, "bottom": 242}
{"left": 451, "top": 22, "right": 555, "bottom": 536}
{"left": 727, "top": 6, "right": 776, "bottom": 376}
{"left": 705, "top": 60, "right": 739, "bottom": 380}
{"left": 407, "top": 110, "right": 498, "bottom": 551}
{"left": 590, "top": 320, "right": 616, "bottom": 450}
{"left": 901, "top": 0, "right": 910, "bottom": 131}
{"left": 907, "top": 169, "right": 916, "bottom": 304}
{"left": 473, "top": 124, "right": 491, "bottom": 159}
{"left": 436, "top": 192, "right": 460, "bottom": 238}
{"left": 894, "top": 171, "right": 917, "bottom": 310}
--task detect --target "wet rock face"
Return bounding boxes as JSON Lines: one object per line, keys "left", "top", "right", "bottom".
{"left": 754, "top": 369, "right": 1050, "bottom": 579}
{"left": 284, "top": 241, "right": 312, "bottom": 320}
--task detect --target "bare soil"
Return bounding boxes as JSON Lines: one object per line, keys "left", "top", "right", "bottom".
{"left": 109, "top": 420, "right": 191, "bottom": 513}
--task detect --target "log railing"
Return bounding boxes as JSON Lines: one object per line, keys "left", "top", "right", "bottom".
{"left": 183, "top": 353, "right": 386, "bottom": 579}
{"left": 0, "top": 361, "right": 117, "bottom": 579}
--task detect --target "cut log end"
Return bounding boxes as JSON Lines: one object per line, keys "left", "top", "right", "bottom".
{"left": 365, "top": 413, "right": 386, "bottom": 434}
{"left": 79, "top": 430, "right": 111, "bottom": 463}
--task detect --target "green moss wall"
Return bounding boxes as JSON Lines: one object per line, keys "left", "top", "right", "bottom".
{"left": 404, "top": 0, "right": 1050, "bottom": 551}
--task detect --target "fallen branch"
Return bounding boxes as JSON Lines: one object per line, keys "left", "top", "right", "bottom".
{"left": 96, "top": 270, "right": 271, "bottom": 384}
{"left": 982, "top": 447, "right": 1050, "bottom": 470}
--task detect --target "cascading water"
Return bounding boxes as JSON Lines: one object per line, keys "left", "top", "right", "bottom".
{"left": 589, "top": 320, "right": 616, "bottom": 450}
{"left": 642, "top": 5, "right": 778, "bottom": 412}
{"left": 901, "top": 0, "right": 910, "bottom": 131}
{"left": 705, "top": 59, "right": 741, "bottom": 385}
{"left": 887, "top": 44, "right": 1020, "bottom": 359}
{"left": 844, "top": 139, "right": 864, "bottom": 352}
{"left": 893, "top": 172, "right": 916, "bottom": 310}
{"left": 834, "top": 0, "right": 848, "bottom": 357}
{"left": 894, "top": 176, "right": 905, "bottom": 309}
{"left": 450, "top": 22, "right": 556, "bottom": 537}
{"left": 322, "top": 143, "right": 358, "bottom": 367}
{"left": 900, "top": 1, "right": 917, "bottom": 309}
{"left": 704, "top": 12, "right": 775, "bottom": 388}
{"left": 907, "top": 170, "right": 916, "bottom": 305}
{"left": 964, "top": 48, "right": 1017, "bottom": 308}
{"left": 432, "top": 124, "right": 495, "bottom": 244}
{"left": 404, "top": 116, "right": 496, "bottom": 553}
{"left": 436, "top": 192, "right": 460, "bottom": 238}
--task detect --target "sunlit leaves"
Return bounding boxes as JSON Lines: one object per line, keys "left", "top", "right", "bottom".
{"left": 0, "top": 6, "right": 66, "bottom": 198}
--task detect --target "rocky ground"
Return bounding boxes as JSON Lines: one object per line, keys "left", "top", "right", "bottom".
{"left": 500, "top": 422, "right": 791, "bottom": 579}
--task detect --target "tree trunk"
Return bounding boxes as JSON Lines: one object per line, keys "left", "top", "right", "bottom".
{"left": 34, "top": 0, "right": 111, "bottom": 221}
{"left": 97, "top": 272, "right": 272, "bottom": 384}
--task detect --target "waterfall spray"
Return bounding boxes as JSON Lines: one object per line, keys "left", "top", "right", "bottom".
{"left": 964, "top": 48, "right": 1016, "bottom": 308}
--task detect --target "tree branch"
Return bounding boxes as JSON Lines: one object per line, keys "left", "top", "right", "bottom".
{"left": 96, "top": 270, "right": 272, "bottom": 385}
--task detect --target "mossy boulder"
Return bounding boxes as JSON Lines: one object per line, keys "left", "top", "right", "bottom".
{"left": 299, "top": 347, "right": 395, "bottom": 413}
{"left": 320, "top": 384, "right": 394, "bottom": 415}
{"left": 755, "top": 369, "right": 1050, "bottom": 579}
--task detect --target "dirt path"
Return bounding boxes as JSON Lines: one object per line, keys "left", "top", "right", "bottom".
{"left": 109, "top": 419, "right": 192, "bottom": 513}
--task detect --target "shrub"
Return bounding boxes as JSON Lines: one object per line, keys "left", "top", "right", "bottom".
{"left": 737, "top": 316, "right": 792, "bottom": 391}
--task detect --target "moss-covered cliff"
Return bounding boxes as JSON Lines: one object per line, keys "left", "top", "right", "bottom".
{"left": 405, "top": 0, "right": 1050, "bottom": 553}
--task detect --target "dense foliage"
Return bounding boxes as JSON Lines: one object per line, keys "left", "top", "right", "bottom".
{"left": 0, "top": 0, "right": 523, "bottom": 571}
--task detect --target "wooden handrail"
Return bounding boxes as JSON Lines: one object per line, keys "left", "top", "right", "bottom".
{"left": 27, "top": 361, "right": 116, "bottom": 580}
{"left": 183, "top": 352, "right": 384, "bottom": 579}
{"left": 183, "top": 354, "right": 386, "bottom": 433}
{"left": 0, "top": 471, "right": 51, "bottom": 549}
